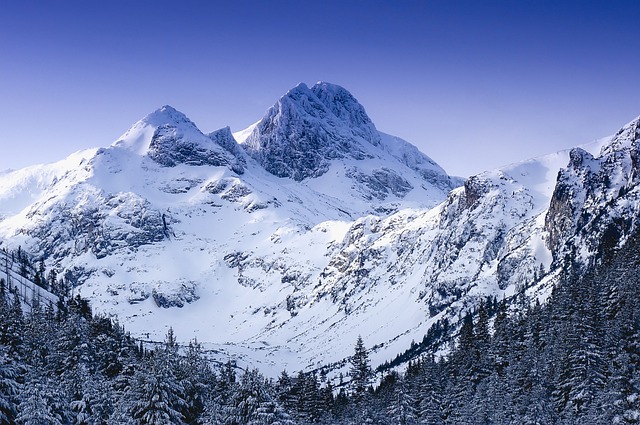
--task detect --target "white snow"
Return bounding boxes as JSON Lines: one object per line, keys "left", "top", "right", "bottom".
{"left": 232, "top": 121, "right": 259, "bottom": 144}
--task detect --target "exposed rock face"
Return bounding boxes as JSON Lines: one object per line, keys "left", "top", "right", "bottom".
{"left": 23, "top": 188, "right": 169, "bottom": 262}
{"left": 545, "top": 117, "right": 640, "bottom": 269}
{"left": 241, "top": 82, "right": 377, "bottom": 181}
{"left": 148, "top": 124, "right": 228, "bottom": 167}
{"left": 345, "top": 167, "right": 413, "bottom": 200}
{"left": 145, "top": 107, "right": 234, "bottom": 169}
{"left": 208, "top": 126, "right": 246, "bottom": 174}
{"left": 545, "top": 148, "right": 598, "bottom": 259}
{"left": 463, "top": 175, "right": 490, "bottom": 208}
{"left": 310, "top": 82, "right": 381, "bottom": 148}
{"left": 152, "top": 280, "right": 199, "bottom": 308}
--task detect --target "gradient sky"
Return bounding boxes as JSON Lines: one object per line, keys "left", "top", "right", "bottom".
{"left": 2, "top": 0, "right": 640, "bottom": 177}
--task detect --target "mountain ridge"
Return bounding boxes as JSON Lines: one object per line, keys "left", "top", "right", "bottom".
{"left": 0, "top": 83, "right": 637, "bottom": 378}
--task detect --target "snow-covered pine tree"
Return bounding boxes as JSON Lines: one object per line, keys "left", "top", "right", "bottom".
{"left": 225, "top": 368, "right": 267, "bottom": 425}
{"left": 418, "top": 356, "right": 444, "bottom": 425}
{"left": 386, "top": 374, "right": 417, "bottom": 425}
{"left": 16, "top": 375, "right": 65, "bottom": 425}
{"left": 248, "top": 399, "right": 295, "bottom": 425}
{"left": 0, "top": 346, "right": 19, "bottom": 424}
{"left": 177, "top": 339, "right": 211, "bottom": 423}
{"left": 119, "top": 329, "right": 187, "bottom": 424}
{"left": 349, "top": 335, "right": 372, "bottom": 398}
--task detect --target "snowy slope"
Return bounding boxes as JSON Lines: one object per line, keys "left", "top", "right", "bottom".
{"left": 0, "top": 149, "right": 96, "bottom": 219}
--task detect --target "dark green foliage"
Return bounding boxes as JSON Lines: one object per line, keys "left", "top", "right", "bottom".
{"left": 376, "top": 318, "right": 451, "bottom": 373}
{"left": 349, "top": 335, "right": 372, "bottom": 398}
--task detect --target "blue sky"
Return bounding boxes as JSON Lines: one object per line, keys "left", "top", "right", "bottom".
{"left": 2, "top": 0, "right": 640, "bottom": 177}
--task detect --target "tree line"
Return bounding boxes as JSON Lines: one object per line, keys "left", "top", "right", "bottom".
{"left": 1, "top": 225, "right": 640, "bottom": 423}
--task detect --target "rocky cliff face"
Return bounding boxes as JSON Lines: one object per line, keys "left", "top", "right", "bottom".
{"left": 239, "top": 82, "right": 459, "bottom": 203}
{"left": 545, "top": 117, "right": 640, "bottom": 269}
{"left": 241, "top": 82, "right": 378, "bottom": 181}
{"left": 114, "top": 105, "right": 242, "bottom": 172}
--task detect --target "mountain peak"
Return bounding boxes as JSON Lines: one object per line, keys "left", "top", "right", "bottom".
{"left": 140, "top": 105, "right": 197, "bottom": 128}
{"left": 241, "top": 81, "right": 381, "bottom": 181}
{"left": 615, "top": 114, "right": 640, "bottom": 138}
{"left": 311, "top": 81, "right": 379, "bottom": 146}
{"left": 112, "top": 106, "right": 236, "bottom": 169}
{"left": 288, "top": 81, "right": 310, "bottom": 93}
{"left": 112, "top": 105, "right": 197, "bottom": 154}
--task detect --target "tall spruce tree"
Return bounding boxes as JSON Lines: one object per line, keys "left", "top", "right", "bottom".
{"left": 0, "top": 347, "right": 19, "bottom": 424}
{"left": 350, "top": 336, "right": 372, "bottom": 397}
{"left": 118, "top": 330, "right": 187, "bottom": 424}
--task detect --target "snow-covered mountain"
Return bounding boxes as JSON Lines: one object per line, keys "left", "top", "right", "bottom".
{"left": 0, "top": 82, "right": 460, "bottom": 373}
{"left": 236, "top": 82, "right": 460, "bottom": 215}
{"left": 0, "top": 81, "right": 638, "bottom": 378}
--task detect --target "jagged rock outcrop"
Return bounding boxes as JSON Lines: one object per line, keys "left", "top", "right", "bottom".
{"left": 114, "top": 105, "right": 241, "bottom": 172}
{"left": 545, "top": 148, "right": 598, "bottom": 258}
{"left": 208, "top": 126, "right": 246, "bottom": 174}
{"left": 241, "top": 82, "right": 377, "bottom": 181}
{"left": 545, "top": 116, "right": 640, "bottom": 269}
{"left": 345, "top": 167, "right": 413, "bottom": 200}
{"left": 22, "top": 188, "right": 169, "bottom": 261}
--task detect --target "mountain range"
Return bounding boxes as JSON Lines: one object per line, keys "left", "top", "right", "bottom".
{"left": 0, "top": 81, "right": 638, "bottom": 377}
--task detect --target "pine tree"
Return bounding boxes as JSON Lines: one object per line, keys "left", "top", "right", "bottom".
{"left": 550, "top": 273, "right": 607, "bottom": 420}
{"left": 46, "top": 269, "right": 58, "bottom": 295}
{"left": 37, "top": 260, "right": 47, "bottom": 290}
{"left": 418, "top": 356, "right": 444, "bottom": 425}
{"left": 225, "top": 368, "right": 272, "bottom": 425}
{"left": 298, "top": 372, "right": 324, "bottom": 422}
{"left": 4, "top": 291, "right": 24, "bottom": 354}
{"left": 16, "top": 375, "right": 65, "bottom": 425}
{"left": 349, "top": 336, "right": 372, "bottom": 398}
{"left": 207, "top": 359, "right": 236, "bottom": 421}
{"left": 319, "top": 380, "right": 336, "bottom": 419}
{"left": 177, "top": 339, "right": 211, "bottom": 423}
{"left": 123, "top": 353, "right": 186, "bottom": 424}
{"left": 22, "top": 298, "right": 50, "bottom": 365}
{"left": 444, "top": 313, "right": 475, "bottom": 423}
{"left": 249, "top": 399, "right": 295, "bottom": 425}
{"left": 609, "top": 308, "right": 640, "bottom": 423}
{"left": 275, "top": 370, "right": 294, "bottom": 410}
{"left": 0, "top": 347, "right": 19, "bottom": 424}
{"left": 119, "top": 330, "right": 187, "bottom": 424}
{"left": 70, "top": 375, "right": 116, "bottom": 425}
{"left": 0, "top": 279, "right": 6, "bottom": 303}
{"left": 387, "top": 374, "right": 417, "bottom": 424}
